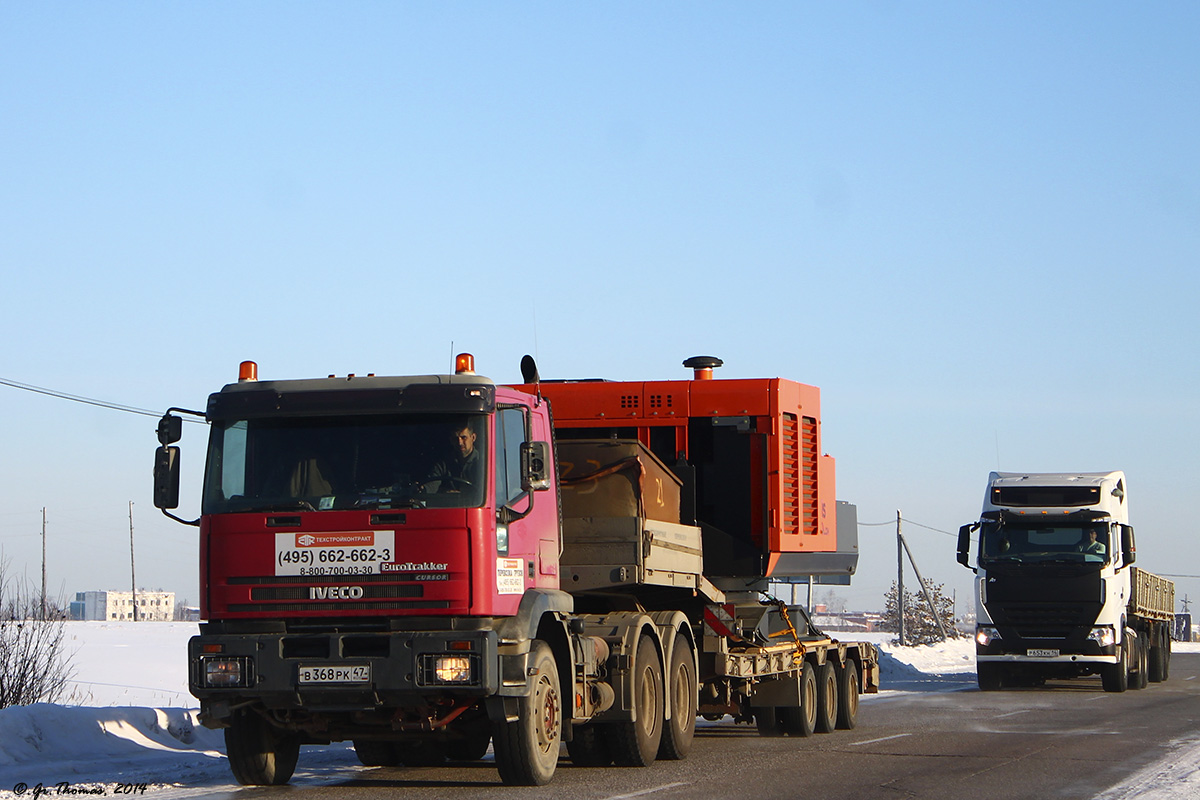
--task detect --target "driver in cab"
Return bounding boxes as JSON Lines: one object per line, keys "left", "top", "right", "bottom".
{"left": 427, "top": 421, "right": 483, "bottom": 492}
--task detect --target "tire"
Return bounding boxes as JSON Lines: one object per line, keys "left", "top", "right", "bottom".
{"left": 657, "top": 634, "right": 697, "bottom": 760}
{"left": 447, "top": 731, "right": 491, "bottom": 761}
{"left": 977, "top": 663, "right": 1003, "bottom": 692}
{"left": 755, "top": 707, "right": 784, "bottom": 737}
{"left": 353, "top": 739, "right": 400, "bottom": 767}
{"left": 566, "top": 724, "right": 614, "bottom": 767}
{"left": 1131, "top": 634, "right": 1149, "bottom": 690}
{"left": 1163, "top": 636, "right": 1172, "bottom": 681}
{"left": 492, "top": 640, "right": 562, "bottom": 786}
{"left": 1148, "top": 641, "right": 1166, "bottom": 683}
{"left": 814, "top": 662, "right": 838, "bottom": 734}
{"left": 1102, "top": 641, "right": 1129, "bottom": 693}
{"left": 779, "top": 661, "right": 817, "bottom": 738}
{"left": 400, "top": 740, "right": 448, "bottom": 766}
{"left": 611, "top": 634, "right": 664, "bottom": 766}
{"left": 225, "top": 710, "right": 300, "bottom": 786}
{"left": 835, "top": 662, "right": 859, "bottom": 730}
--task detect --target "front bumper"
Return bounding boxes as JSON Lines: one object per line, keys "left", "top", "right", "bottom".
{"left": 188, "top": 625, "right": 534, "bottom": 716}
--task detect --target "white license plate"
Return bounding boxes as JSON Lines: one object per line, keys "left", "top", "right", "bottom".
{"left": 1027, "top": 649, "right": 1059, "bottom": 658}
{"left": 297, "top": 664, "right": 371, "bottom": 684}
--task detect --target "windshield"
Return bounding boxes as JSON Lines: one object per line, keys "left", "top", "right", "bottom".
{"left": 979, "top": 522, "right": 1110, "bottom": 564}
{"left": 202, "top": 413, "right": 488, "bottom": 514}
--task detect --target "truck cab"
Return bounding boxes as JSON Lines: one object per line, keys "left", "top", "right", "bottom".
{"left": 957, "top": 471, "right": 1158, "bottom": 691}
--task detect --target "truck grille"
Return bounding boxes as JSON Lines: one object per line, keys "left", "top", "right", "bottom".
{"left": 997, "top": 603, "right": 1096, "bottom": 638}
{"left": 230, "top": 600, "right": 451, "bottom": 612}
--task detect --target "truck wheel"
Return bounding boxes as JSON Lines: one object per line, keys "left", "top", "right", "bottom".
{"left": 611, "top": 634, "right": 664, "bottom": 766}
{"left": 1148, "top": 628, "right": 1169, "bottom": 683}
{"left": 1102, "top": 642, "right": 1129, "bottom": 693}
{"left": 1131, "top": 634, "right": 1149, "bottom": 690}
{"left": 353, "top": 739, "right": 400, "bottom": 767}
{"left": 779, "top": 662, "right": 817, "bottom": 737}
{"left": 657, "top": 634, "right": 696, "bottom": 760}
{"left": 835, "top": 662, "right": 859, "bottom": 730}
{"left": 755, "top": 707, "right": 784, "bottom": 737}
{"left": 225, "top": 710, "right": 299, "bottom": 786}
{"left": 566, "top": 723, "right": 613, "bottom": 766}
{"left": 1162, "top": 636, "right": 1172, "bottom": 681}
{"left": 977, "top": 663, "right": 1003, "bottom": 691}
{"left": 400, "top": 740, "right": 448, "bottom": 766}
{"left": 492, "top": 640, "right": 561, "bottom": 785}
{"left": 447, "top": 731, "right": 491, "bottom": 761}
{"left": 814, "top": 662, "right": 838, "bottom": 734}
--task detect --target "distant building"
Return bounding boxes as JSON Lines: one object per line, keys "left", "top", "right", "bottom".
{"left": 70, "top": 590, "right": 176, "bottom": 621}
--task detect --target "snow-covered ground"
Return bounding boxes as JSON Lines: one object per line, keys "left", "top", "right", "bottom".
{"left": 0, "top": 623, "right": 1196, "bottom": 798}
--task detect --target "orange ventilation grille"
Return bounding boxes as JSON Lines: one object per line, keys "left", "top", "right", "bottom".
{"left": 781, "top": 414, "right": 801, "bottom": 536}
{"left": 620, "top": 394, "right": 640, "bottom": 409}
{"left": 801, "top": 416, "right": 819, "bottom": 536}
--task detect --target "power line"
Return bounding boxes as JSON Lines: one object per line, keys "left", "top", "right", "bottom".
{"left": 0, "top": 376, "right": 161, "bottom": 417}
{"left": 0, "top": 376, "right": 203, "bottom": 423}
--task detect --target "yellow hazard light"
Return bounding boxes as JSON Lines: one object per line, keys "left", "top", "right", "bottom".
{"left": 239, "top": 361, "right": 258, "bottom": 382}
{"left": 455, "top": 353, "right": 476, "bottom": 375}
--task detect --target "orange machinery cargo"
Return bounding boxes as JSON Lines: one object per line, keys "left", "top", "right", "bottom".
{"left": 514, "top": 357, "right": 836, "bottom": 581}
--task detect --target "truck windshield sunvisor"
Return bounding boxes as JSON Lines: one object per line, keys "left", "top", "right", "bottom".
{"left": 202, "top": 412, "right": 489, "bottom": 514}
{"left": 992, "top": 485, "right": 1101, "bottom": 507}
{"left": 207, "top": 383, "right": 496, "bottom": 421}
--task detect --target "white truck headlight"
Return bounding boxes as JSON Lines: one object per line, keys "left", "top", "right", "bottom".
{"left": 1088, "top": 626, "right": 1116, "bottom": 647}
{"left": 204, "top": 657, "right": 250, "bottom": 688}
{"left": 976, "top": 626, "right": 1001, "bottom": 646}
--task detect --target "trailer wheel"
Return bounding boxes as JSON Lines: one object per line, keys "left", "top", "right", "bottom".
{"left": 225, "top": 710, "right": 300, "bottom": 786}
{"left": 353, "top": 739, "right": 400, "bottom": 767}
{"left": 657, "top": 633, "right": 696, "bottom": 760}
{"left": 493, "top": 640, "right": 561, "bottom": 785}
{"left": 835, "top": 662, "right": 859, "bottom": 730}
{"left": 1162, "top": 635, "right": 1172, "bottom": 681}
{"left": 611, "top": 634, "right": 664, "bottom": 766}
{"left": 814, "top": 662, "right": 838, "bottom": 734}
{"left": 977, "top": 663, "right": 1003, "bottom": 691}
{"left": 779, "top": 662, "right": 817, "bottom": 737}
{"left": 1102, "top": 641, "right": 1129, "bottom": 693}
{"left": 566, "top": 724, "right": 613, "bottom": 767}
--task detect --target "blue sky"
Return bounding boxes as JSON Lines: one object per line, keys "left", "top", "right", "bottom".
{"left": 2, "top": 3, "right": 1197, "bottom": 612}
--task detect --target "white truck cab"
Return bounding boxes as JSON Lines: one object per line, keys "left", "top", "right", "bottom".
{"left": 958, "top": 471, "right": 1172, "bottom": 692}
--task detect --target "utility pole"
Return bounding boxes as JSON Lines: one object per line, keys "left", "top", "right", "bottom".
{"left": 41, "top": 507, "right": 47, "bottom": 621}
{"left": 899, "top": 527, "right": 950, "bottom": 641}
{"left": 897, "top": 509, "right": 905, "bottom": 646}
{"left": 129, "top": 501, "right": 137, "bottom": 622}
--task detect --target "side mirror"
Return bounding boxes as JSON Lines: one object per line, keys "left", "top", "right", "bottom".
{"left": 957, "top": 524, "right": 975, "bottom": 568}
{"left": 1121, "top": 524, "right": 1136, "bottom": 565}
{"left": 157, "top": 414, "right": 183, "bottom": 445}
{"left": 153, "top": 446, "right": 181, "bottom": 509}
{"left": 521, "top": 441, "right": 552, "bottom": 491}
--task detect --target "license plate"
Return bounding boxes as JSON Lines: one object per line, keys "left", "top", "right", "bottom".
{"left": 297, "top": 664, "right": 371, "bottom": 684}
{"left": 1027, "top": 649, "right": 1059, "bottom": 658}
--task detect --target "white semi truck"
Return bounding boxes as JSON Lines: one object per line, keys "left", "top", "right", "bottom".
{"left": 957, "top": 472, "right": 1174, "bottom": 692}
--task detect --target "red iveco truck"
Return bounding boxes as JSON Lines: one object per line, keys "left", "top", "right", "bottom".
{"left": 153, "top": 354, "right": 878, "bottom": 786}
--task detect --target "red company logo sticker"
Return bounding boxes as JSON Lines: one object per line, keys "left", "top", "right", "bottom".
{"left": 294, "top": 532, "right": 375, "bottom": 548}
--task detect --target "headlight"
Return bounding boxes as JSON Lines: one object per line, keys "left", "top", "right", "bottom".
{"left": 203, "top": 657, "right": 250, "bottom": 688}
{"left": 419, "top": 653, "right": 477, "bottom": 685}
{"left": 976, "top": 626, "right": 1001, "bottom": 646}
{"left": 1088, "top": 626, "right": 1116, "bottom": 647}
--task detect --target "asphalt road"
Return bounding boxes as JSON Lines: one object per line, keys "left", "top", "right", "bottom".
{"left": 212, "top": 654, "right": 1200, "bottom": 800}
